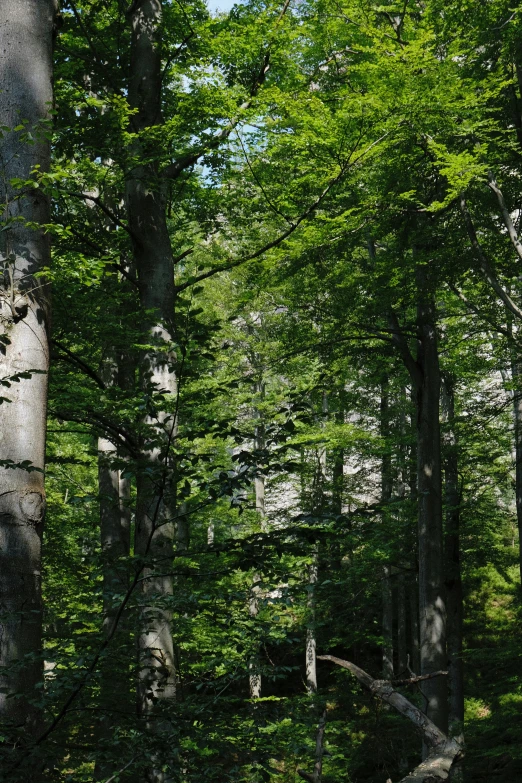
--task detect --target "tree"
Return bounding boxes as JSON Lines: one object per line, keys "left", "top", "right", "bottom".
{"left": 0, "top": 0, "right": 56, "bottom": 769}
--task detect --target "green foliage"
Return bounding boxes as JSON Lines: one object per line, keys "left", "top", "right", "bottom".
{"left": 3, "top": 0, "right": 522, "bottom": 780}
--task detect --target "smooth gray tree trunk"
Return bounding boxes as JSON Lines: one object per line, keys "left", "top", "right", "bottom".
{"left": 0, "top": 0, "right": 54, "bottom": 762}
{"left": 126, "top": 2, "right": 176, "bottom": 777}
{"left": 305, "top": 392, "right": 328, "bottom": 693}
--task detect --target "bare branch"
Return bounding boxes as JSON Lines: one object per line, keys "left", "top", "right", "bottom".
{"left": 318, "top": 655, "right": 463, "bottom": 783}
{"left": 460, "top": 194, "right": 522, "bottom": 321}
{"left": 391, "top": 670, "right": 448, "bottom": 686}
{"left": 487, "top": 174, "right": 522, "bottom": 261}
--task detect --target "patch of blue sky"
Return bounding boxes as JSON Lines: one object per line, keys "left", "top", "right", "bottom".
{"left": 207, "top": 0, "right": 238, "bottom": 15}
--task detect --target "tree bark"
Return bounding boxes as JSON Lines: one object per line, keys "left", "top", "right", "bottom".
{"left": 441, "top": 375, "right": 464, "bottom": 742}
{"left": 380, "top": 376, "right": 394, "bottom": 679}
{"left": 95, "top": 407, "right": 132, "bottom": 779}
{"left": 249, "top": 381, "right": 265, "bottom": 698}
{"left": 511, "top": 358, "right": 522, "bottom": 585}
{"left": 389, "top": 266, "right": 448, "bottom": 733}
{"left": 126, "top": 1, "right": 177, "bottom": 772}
{"left": 0, "top": 0, "right": 54, "bottom": 759}
{"left": 397, "top": 571, "right": 408, "bottom": 675}
{"left": 409, "top": 573, "right": 421, "bottom": 674}
{"left": 305, "top": 548, "right": 318, "bottom": 693}
{"left": 414, "top": 271, "right": 448, "bottom": 734}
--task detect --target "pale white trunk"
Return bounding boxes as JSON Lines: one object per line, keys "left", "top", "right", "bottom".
{"left": 304, "top": 394, "right": 327, "bottom": 693}
{"left": 0, "top": 0, "right": 54, "bottom": 751}
{"left": 249, "top": 382, "right": 265, "bottom": 698}
{"left": 248, "top": 573, "right": 262, "bottom": 699}
{"left": 306, "top": 550, "right": 318, "bottom": 693}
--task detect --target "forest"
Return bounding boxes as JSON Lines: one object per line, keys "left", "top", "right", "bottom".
{"left": 0, "top": 0, "right": 521, "bottom": 781}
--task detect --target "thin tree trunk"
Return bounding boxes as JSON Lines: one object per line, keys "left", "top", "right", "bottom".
{"left": 380, "top": 376, "right": 394, "bottom": 679}
{"left": 95, "top": 432, "right": 132, "bottom": 781}
{"left": 397, "top": 571, "right": 408, "bottom": 675}
{"left": 306, "top": 548, "right": 318, "bottom": 693}
{"left": 305, "top": 392, "right": 328, "bottom": 693}
{"left": 397, "top": 393, "right": 408, "bottom": 676}
{"left": 410, "top": 573, "right": 421, "bottom": 674}
{"left": 441, "top": 375, "right": 464, "bottom": 743}
{"left": 126, "top": 2, "right": 176, "bottom": 775}
{"left": 0, "top": 0, "right": 54, "bottom": 762}
{"left": 249, "top": 380, "right": 265, "bottom": 699}
{"left": 511, "top": 358, "right": 522, "bottom": 585}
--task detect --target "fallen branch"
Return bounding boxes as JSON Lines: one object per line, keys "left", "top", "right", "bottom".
{"left": 318, "top": 655, "right": 463, "bottom": 783}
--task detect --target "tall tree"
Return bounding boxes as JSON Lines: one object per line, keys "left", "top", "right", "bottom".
{"left": 126, "top": 1, "right": 178, "bottom": 767}
{"left": 390, "top": 263, "right": 448, "bottom": 734}
{"left": 0, "top": 0, "right": 55, "bottom": 762}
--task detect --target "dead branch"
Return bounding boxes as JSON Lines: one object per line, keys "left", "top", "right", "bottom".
{"left": 391, "top": 671, "right": 448, "bottom": 686}
{"left": 318, "top": 655, "right": 463, "bottom": 783}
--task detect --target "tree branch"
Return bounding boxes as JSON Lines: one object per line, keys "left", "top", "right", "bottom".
{"left": 391, "top": 670, "right": 448, "bottom": 686}
{"left": 460, "top": 194, "right": 522, "bottom": 321}
{"left": 448, "top": 283, "right": 512, "bottom": 339}
{"left": 318, "top": 655, "right": 462, "bottom": 783}
{"left": 175, "top": 161, "right": 350, "bottom": 293}
{"left": 61, "top": 189, "right": 135, "bottom": 237}
{"left": 163, "top": 0, "right": 292, "bottom": 181}
{"left": 388, "top": 310, "right": 422, "bottom": 388}
{"left": 51, "top": 339, "right": 106, "bottom": 389}
{"left": 487, "top": 174, "right": 522, "bottom": 261}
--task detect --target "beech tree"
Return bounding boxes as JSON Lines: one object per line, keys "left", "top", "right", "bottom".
{"left": 0, "top": 0, "right": 56, "bottom": 767}
{"left": 2, "top": 1, "right": 522, "bottom": 782}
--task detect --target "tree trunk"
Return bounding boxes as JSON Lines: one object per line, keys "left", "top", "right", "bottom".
{"left": 415, "top": 272, "right": 448, "bottom": 734}
{"left": 0, "top": 0, "right": 54, "bottom": 760}
{"left": 305, "top": 392, "right": 328, "bottom": 693}
{"left": 397, "top": 571, "right": 408, "bottom": 675}
{"left": 441, "top": 375, "right": 464, "bottom": 742}
{"left": 249, "top": 381, "right": 265, "bottom": 698}
{"left": 126, "top": 1, "right": 176, "bottom": 774}
{"left": 380, "top": 376, "right": 394, "bottom": 679}
{"left": 410, "top": 573, "right": 421, "bottom": 674}
{"left": 306, "top": 548, "right": 318, "bottom": 693}
{"left": 390, "top": 267, "right": 448, "bottom": 733}
{"left": 94, "top": 435, "right": 132, "bottom": 780}
{"left": 511, "top": 358, "right": 522, "bottom": 585}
